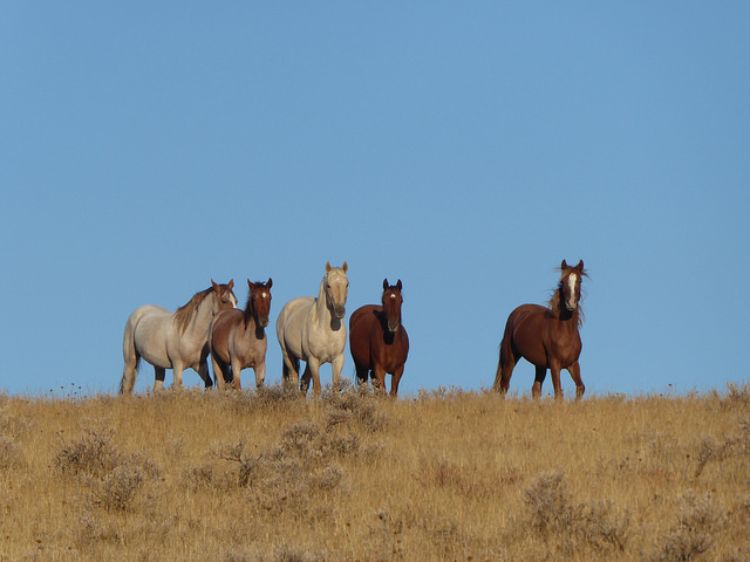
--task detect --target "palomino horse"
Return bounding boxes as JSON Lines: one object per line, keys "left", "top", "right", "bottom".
{"left": 349, "top": 279, "right": 410, "bottom": 398}
{"left": 210, "top": 278, "right": 273, "bottom": 390}
{"left": 120, "top": 280, "right": 237, "bottom": 394}
{"left": 276, "top": 261, "right": 349, "bottom": 396}
{"left": 493, "top": 260, "right": 587, "bottom": 399}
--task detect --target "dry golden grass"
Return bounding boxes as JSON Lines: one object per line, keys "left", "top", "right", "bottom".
{"left": 1, "top": 383, "right": 749, "bottom": 561}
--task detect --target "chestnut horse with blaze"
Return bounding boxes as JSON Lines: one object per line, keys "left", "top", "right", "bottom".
{"left": 493, "top": 260, "right": 587, "bottom": 400}
{"left": 349, "top": 279, "right": 410, "bottom": 397}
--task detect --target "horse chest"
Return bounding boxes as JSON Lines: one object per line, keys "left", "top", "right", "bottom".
{"left": 548, "top": 330, "right": 581, "bottom": 366}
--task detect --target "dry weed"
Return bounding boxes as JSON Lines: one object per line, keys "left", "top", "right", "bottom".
{"left": 651, "top": 492, "right": 725, "bottom": 561}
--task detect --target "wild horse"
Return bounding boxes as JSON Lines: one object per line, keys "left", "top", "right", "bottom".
{"left": 493, "top": 260, "right": 587, "bottom": 399}
{"left": 349, "top": 279, "right": 409, "bottom": 398}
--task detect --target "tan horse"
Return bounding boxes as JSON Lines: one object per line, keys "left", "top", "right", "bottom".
{"left": 120, "top": 280, "right": 237, "bottom": 394}
{"left": 210, "top": 278, "right": 273, "bottom": 390}
{"left": 276, "top": 261, "right": 349, "bottom": 396}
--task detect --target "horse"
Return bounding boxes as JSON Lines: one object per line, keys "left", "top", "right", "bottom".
{"left": 120, "top": 280, "right": 237, "bottom": 394}
{"left": 276, "top": 261, "right": 349, "bottom": 396}
{"left": 209, "top": 278, "right": 273, "bottom": 390}
{"left": 349, "top": 278, "right": 410, "bottom": 398}
{"left": 493, "top": 260, "right": 587, "bottom": 400}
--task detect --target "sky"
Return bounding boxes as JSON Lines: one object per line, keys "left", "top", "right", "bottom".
{"left": 1, "top": 2, "right": 749, "bottom": 398}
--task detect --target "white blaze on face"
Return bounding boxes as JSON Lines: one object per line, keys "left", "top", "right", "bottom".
{"left": 231, "top": 294, "right": 239, "bottom": 308}
{"left": 567, "top": 273, "right": 578, "bottom": 309}
{"left": 262, "top": 292, "right": 268, "bottom": 299}
{"left": 389, "top": 293, "right": 397, "bottom": 299}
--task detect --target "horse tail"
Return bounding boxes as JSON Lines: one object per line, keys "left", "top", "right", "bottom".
{"left": 120, "top": 308, "right": 146, "bottom": 394}
{"left": 493, "top": 318, "right": 516, "bottom": 393}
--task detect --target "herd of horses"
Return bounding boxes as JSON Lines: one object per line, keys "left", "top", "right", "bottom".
{"left": 120, "top": 259, "right": 587, "bottom": 399}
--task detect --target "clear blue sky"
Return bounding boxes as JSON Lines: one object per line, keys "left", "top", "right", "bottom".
{"left": 2, "top": 2, "right": 748, "bottom": 397}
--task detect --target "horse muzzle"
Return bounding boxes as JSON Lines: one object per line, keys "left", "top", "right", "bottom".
{"left": 334, "top": 305, "right": 346, "bottom": 319}
{"left": 259, "top": 317, "right": 269, "bottom": 328}
{"left": 387, "top": 321, "right": 400, "bottom": 334}
{"left": 565, "top": 301, "right": 578, "bottom": 311}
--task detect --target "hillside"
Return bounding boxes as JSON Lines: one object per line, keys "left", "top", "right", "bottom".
{"left": 1, "top": 385, "right": 748, "bottom": 561}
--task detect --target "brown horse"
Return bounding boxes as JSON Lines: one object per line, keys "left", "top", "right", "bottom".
{"left": 210, "top": 278, "right": 272, "bottom": 390}
{"left": 349, "top": 279, "right": 410, "bottom": 397}
{"left": 493, "top": 260, "right": 587, "bottom": 400}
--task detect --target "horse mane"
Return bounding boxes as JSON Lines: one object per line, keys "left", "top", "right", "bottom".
{"left": 548, "top": 269, "right": 587, "bottom": 327}
{"left": 174, "top": 287, "right": 213, "bottom": 334}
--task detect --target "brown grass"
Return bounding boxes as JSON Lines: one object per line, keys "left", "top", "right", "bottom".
{"left": 0, "top": 384, "right": 749, "bottom": 561}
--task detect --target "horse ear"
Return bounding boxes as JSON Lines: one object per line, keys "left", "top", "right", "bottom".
{"left": 247, "top": 278, "right": 253, "bottom": 289}
{"left": 383, "top": 278, "right": 389, "bottom": 290}
{"left": 576, "top": 260, "right": 584, "bottom": 272}
{"left": 267, "top": 277, "right": 273, "bottom": 288}
{"left": 561, "top": 259, "right": 568, "bottom": 270}
{"left": 396, "top": 279, "right": 402, "bottom": 291}
{"left": 342, "top": 261, "right": 348, "bottom": 273}
{"left": 211, "top": 279, "right": 219, "bottom": 291}
{"left": 228, "top": 279, "right": 234, "bottom": 290}
{"left": 326, "top": 261, "right": 332, "bottom": 272}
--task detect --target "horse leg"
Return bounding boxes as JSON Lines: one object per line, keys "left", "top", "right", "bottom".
{"left": 172, "top": 361, "right": 185, "bottom": 390}
{"left": 196, "top": 359, "right": 213, "bottom": 390}
{"left": 282, "top": 351, "right": 300, "bottom": 388}
{"left": 307, "top": 358, "right": 322, "bottom": 397}
{"left": 567, "top": 361, "right": 585, "bottom": 400}
{"left": 390, "top": 366, "right": 405, "bottom": 398}
{"left": 211, "top": 354, "right": 227, "bottom": 390}
{"left": 253, "top": 360, "right": 266, "bottom": 389}
{"left": 532, "top": 366, "right": 546, "bottom": 399}
{"left": 354, "top": 361, "right": 369, "bottom": 387}
{"left": 372, "top": 366, "right": 387, "bottom": 396}
{"left": 229, "top": 358, "right": 243, "bottom": 390}
{"left": 331, "top": 354, "right": 345, "bottom": 391}
{"left": 549, "top": 362, "right": 563, "bottom": 400}
{"left": 153, "top": 366, "right": 166, "bottom": 393}
{"left": 197, "top": 346, "right": 213, "bottom": 389}
{"left": 300, "top": 363, "right": 311, "bottom": 395}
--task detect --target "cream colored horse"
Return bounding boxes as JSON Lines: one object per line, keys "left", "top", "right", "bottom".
{"left": 120, "top": 280, "right": 237, "bottom": 394}
{"left": 276, "top": 262, "right": 349, "bottom": 396}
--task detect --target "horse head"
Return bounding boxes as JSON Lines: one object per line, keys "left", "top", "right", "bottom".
{"left": 211, "top": 279, "right": 238, "bottom": 312}
{"left": 247, "top": 278, "right": 273, "bottom": 327}
{"left": 559, "top": 260, "right": 584, "bottom": 312}
{"left": 381, "top": 278, "right": 404, "bottom": 334}
{"left": 324, "top": 261, "right": 349, "bottom": 319}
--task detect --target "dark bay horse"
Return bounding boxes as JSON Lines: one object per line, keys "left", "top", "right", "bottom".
{"left": 493, "top": 260, "right": 587, "bottom": 399}
{"left": 349, "top": 279, "right": 410, "bottom": 397}
{"left": 210, "top": 278, "right": 273, "bottom": 390}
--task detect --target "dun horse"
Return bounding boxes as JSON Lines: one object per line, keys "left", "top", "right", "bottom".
{"left": 349, "top": 279, "right": 410, "bottom": 397}
{"left": 210, "top": 278, "right": 273, "bottom": 390}
{"left": 276, "top": 261, "right": 349, "bottom": 396}
{"left": 493, "top": 260, "right": 587, "bottom": 399}
{"left": 120, "top": 280, "right": 237, "bottom": 394}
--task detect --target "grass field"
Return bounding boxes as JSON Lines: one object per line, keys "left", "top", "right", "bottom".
{"left": 1, "top": 384, "right": 748, "bottom": 561}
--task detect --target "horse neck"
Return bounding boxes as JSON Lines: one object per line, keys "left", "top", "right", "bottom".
{"left": 243, "top": 298, "right": 256, "bottom": 329}
{"left": 549, "top": 291, "right": 581, "bottom": 329}
{"left": 314, "top": 278, "right": 330, "bottom": 325}
{"left": 183, "top": 294, "right": 217, "bottom": 338}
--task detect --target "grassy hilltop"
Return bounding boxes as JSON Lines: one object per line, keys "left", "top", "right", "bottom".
{"left": 1, "top": 385, "right": 749, "bottom": 561}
